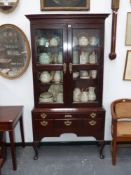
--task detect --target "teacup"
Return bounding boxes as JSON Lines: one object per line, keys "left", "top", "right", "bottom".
{"left": 73, "top": 72, "right": 79, "bottom": 79}
{"left": 80, "top": 71, "right": 89, "bottom": 78}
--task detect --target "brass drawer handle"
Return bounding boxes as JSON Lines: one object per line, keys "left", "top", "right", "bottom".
{"left": 40, "top": 121, "right": 48, "bottom": 127}
{"left": 65, "top": 114, "right": 72, "bottom": 118}
{"left": 90, "top": 113, "right": 96, "bottom": 119}
{"left": 40, "top": 113, "right": 47, "bottom": 119}
{"left": 89, "top": 120, "right": 96, "bottom": 126}
{"left": 64, "top": 120, "right": 72, "bottom": 126}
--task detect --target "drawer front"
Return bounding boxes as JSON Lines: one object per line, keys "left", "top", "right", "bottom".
{"left": 83, "top": 118, "right": 105, "bottom": 139}
{"left": 54, "top": 119, "right": 83, "bottom": 129}
{"left": 32, "top": 111, "right": 104, "bottom": 120}
{"left": 32, "top": 119, "right": 53, "bottom": 138}
{"left": 54, "top": 119, "right": 84, "bottom": 134}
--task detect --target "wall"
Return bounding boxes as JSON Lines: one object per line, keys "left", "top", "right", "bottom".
{"left": 0, "top": 0, "right": 131, "bottom": 142}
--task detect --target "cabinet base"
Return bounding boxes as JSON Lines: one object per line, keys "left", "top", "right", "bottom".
{"left": 32, "top": 140, "right": 105, "bottom": 160}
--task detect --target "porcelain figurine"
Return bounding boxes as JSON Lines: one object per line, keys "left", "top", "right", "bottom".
{"left": 53, "top": 71, "right": 61, "bottom": 83}
{"left": 90, "top": 70, "right": 97, "bottom": 79}
{"left": 56, "top": 92, "right": 63, "bottom": 103}
{"left": 73, "top": 88, "right": 81, "bottom": 102}
{"left": 80, "top": 51, "right": 89, "bottom": 64}
{"left": 80, "top": 90, "right": 89, "bottom": 102}
{"left": 89, "top": 51, "right": 97, "bottom": 64}
{"left": 88, "top": 87, "right": 96, "bottom": 101}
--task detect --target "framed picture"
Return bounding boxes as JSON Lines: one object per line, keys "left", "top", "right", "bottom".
{"left": 0, "top": 24, "right": 30, "bottom": 79}
{"left": 40, "top": 0, "right": 90, "bottom": 11}
{"left": 123, "top": 50, "right": 131, "bottom": 80}
{"left": 0, "top": 0, "right": 19, "bottom": 13}
{"left": 125, "top": 12, "right": 131, "bottom": 46}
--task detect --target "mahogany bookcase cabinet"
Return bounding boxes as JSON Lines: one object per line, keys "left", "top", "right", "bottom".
{"left": 26, "top": 14, "right": 109, "bottom": 160}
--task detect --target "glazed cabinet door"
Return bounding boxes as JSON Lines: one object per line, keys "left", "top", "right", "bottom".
{"left": 67, "top": 24, "right": 104, "bottom": 107}
{"left": 31, "top": 24, "right": 68, "bottom": 107}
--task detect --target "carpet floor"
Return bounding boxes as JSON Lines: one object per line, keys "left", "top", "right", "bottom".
{"left": 2, "top": 144, "right": 131, "bottom": 175}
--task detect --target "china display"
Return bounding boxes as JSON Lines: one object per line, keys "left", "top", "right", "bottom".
{"left": 26, "top": 14, "right": 108, "bottom": 160}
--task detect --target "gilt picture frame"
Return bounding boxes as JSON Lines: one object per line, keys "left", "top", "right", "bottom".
{"left": 40, "top": 0, "right": 90, "bottom": 11}
{"left": 0, "top": 24, "right": 30, "bottom": 80}
{"left": 125, "top": 12, "right": 131, "bottom": 46}
{"left": 123, "top": 50, "right": 131, "bottom": 80}
{"left": 0, "top": 0, "right": 19, "bottom": 13}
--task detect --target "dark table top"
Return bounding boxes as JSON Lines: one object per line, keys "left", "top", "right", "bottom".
{"left": 0, "top": 106, "right": 23, "bottom": 123}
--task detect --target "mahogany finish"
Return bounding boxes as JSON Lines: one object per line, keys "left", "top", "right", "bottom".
{"left": 111, "top": 99, "right": 131, "bottom": 165}
{"left": 27, "top": 14, "right": 108, "bottom": 160}
{"left": 0, "top": 106, "right": 25, "bottom": 170}
{"left": 0, "top": 132, "right": 6, "bottom": 175}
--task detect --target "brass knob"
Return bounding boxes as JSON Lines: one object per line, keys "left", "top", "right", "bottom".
{"left": 65, "top": 114, "right": 72, "bottom": 118}
{"left": 89, "top": 120, "right": 96, "bottom": 126}
{"left": 41, "top": 113, "right": 47, "bottom": 119}
{"left": 90, "top": 113, "right": 96, "bottom": 119}
{"left": 64, "top": 120, "right": 72, "bottom": 126}
{"left": 40, "top": 121, "right": 48, "bottom": 127}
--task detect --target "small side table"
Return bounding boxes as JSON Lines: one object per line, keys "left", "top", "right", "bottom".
{"left": 0, "top": 106, "right": 25, "bottom": 170}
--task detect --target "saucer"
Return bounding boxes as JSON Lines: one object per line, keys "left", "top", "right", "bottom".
{"left": 80, "top": 76, "right": 90, "bottom": 79}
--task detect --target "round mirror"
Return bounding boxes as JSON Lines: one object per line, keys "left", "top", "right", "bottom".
{"left": 0, "top": 0, "right": 19, "bottom": 13}
{"left": 0, "top": 24, "right": 30, "bottom": 79}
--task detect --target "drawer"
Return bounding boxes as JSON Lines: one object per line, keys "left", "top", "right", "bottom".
{"left": 54, "top": 119, "right": 84, "bottom": 134}
{"left": 32, "top": 119, "right": 54, "bottom": 138}
{"left": 32, "top": 112, "right": 78, "bottom": 120}
{"left": 83, "top": 118, "right": 105, "bottom": 133}
{"left": 32, "top": 111, "right": 104, "bottom": 120}
{"left": 54, "top": 119, "right": 83, "bottom": 129}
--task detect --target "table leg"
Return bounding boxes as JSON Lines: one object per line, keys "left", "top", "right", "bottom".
{"left": 9, "top": 130, "right": 16, "bottom": 171}
{"left": 20, "top": 116, "right": 25, "bottom": 147}
{"left": 98, "top": 140, "right": 105, "bottom": 159}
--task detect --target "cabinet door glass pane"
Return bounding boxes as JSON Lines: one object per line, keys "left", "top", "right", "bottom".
{"left": 39, "top": 70, "right": 63, "bottom": 103}
{"left": 36, "top": 29, "right": 63, "bottom": 64}
{"left": 72, "top": 29, "right": 100, "bottom": 65}
{"left": 72, "top": 29, "right": 100, "bottom": 104}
